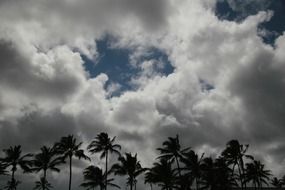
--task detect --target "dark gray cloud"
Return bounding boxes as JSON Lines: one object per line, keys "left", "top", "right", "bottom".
{"left": 0, "top": 39, "right": 85, "bottom": 102}
{"left": 229, "top": 48, "right": 285, "bottom": 143}
{"left": 0, "top": 108, "right": 77, "bottom": 151}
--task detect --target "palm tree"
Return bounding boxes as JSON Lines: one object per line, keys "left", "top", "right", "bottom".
{"left": 245, "top": 160, "right": 271, "bottom": 190}
{"left": 111, "top": 153, "right": 147, "bottom": 190}
{"left": 34, "top": 177, "right": 53, "bottom": 190}
{"left": 157, "top": 135, "right": 190, "bottom": 178}
{"left": 81, "top": 165, "right": 120, "bottom": 190}
{"left": 200, "top": 157, "right": 215, "bottom": 190}
{"left": 55, "top": 135, "right": 90, "bottom": 190}
{"left": 4, "top": 179, "right": 21, "bottom": 190}
{"left": 88, "top": 132, "right": 121, "bottom": 190}
{"left": 31, "top": 146, "right": 63, "bottom": 190}
{"left": 221, "top": 140, "right": 253, "bottom": 190}
{"left": 1, "top": 145, "right": 33, "bottom": 190}
{"left": 271, "top": 177, "right": 283, "bottom": 189}
{"left": 145, "top": 159, "right": 178, "bottom": 190}
{"left": 180, "top": 150, "right": 204, "bottom": 190}
{"left": 200, "top": 157, "right": 237, "bottom": 190}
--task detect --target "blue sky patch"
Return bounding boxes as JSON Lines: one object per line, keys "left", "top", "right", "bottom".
{"left": 215, "top": 0, "right": 285, "bottom": 45}
{"left": 82, "top": 36, "right": 174, "bottom": 96}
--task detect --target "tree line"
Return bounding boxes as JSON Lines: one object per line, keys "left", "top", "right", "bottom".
{"left": 0, "top": 133, "right": 284, "bottom": 190}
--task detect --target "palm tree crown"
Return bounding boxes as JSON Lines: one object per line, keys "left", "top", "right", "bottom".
{"left": 157, "top": 135, "right": 190, "bottom": 182}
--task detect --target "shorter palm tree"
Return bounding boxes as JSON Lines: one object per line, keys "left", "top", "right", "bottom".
{"left": 245, "top": 160, "right": 271, "bottom": 190}
{"left": 180, "top": 150, "right": 204, "bottom": 190}
{"left": 55, "top": 135, "right": 90, "bottom": 190}
{"left": 81, "top": 165, "right": 120, "bottom": 190}
{"left": 31, "top": 146, "right": 63, "bottom": 190}
{"left": 200, "top": 157, "right": 237, "bottom": 190}
{"left": 145, "top": 159, "right": 179, "bottom": 190}
{"left": 112, "top": 153, "right": 146, "bottom": 190}
{"left": 1, "top": 145, "right": 33, "bottom": 190}
{"left": 271, "top": 177, "right": 283, "bottom": 189}
{"left": 4, "top": 179, "right": 21, "bottom": 190}
{"left": 34, "top": 177, "right": 53, "bottom": 190}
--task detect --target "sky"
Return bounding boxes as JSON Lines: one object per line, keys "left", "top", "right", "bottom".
{"left": 0, "top": 0, "right": 285, "bottom": 189}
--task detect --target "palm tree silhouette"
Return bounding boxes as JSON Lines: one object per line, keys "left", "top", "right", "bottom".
{"left": 31, "top": 146, "right": 63, "bottom": 190}
{"left": 221, "top": 140, "right": 253, "bottom": 190}
{"left": 1, "top": 145, "right": 33, "bottom": 190}
{"left": 88, "top": 132, "right": 121, "bottom": 190}
{"left": 180, "top": 150, "right": 204, "bottom": 190}
{"left": 245, "top": 160, "right": 271, "bottom": 190}
{"left": 200, "top": 157, "right": 237, "bottom": 190}
{"left": 111, "top": 153, "right": 146, "bottom": 190}
{"left": 3, "top": 179, "right": 21, "bottom": 190}
{"left": 145, "top": 159, "right": 178, "bottom": 190}
{"left": 271, "top": 177, "right": 283, "bottom": 189}
{"left": 55, "top": 135, "right": 90, "bottom": 190}
{"left": 81, "top": 165, "right": 120, "bottom": 190}
{"left": 200, "top": 157, "right": 215, "bottom": 190}
{"left": 157, "top": 135, "right": 190, "bottom": 180}
{"left": 33, "top": 177, "right": 53, "bottom": 190}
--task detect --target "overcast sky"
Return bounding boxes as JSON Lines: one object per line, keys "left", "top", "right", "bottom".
{"left": 0, "top": 0, "right": 285, "bottom": 189}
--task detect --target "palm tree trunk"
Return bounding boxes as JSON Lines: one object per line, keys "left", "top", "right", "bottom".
{"left": 237, "top": 163, "right": 243, "bottom": 190}
{"left": 43, "top": 169, "right": 47, "bottom": 190}
{"left": 105, "top": 151, "right": 108, "bottom": 190}
{"left": 196, "top": 178, "right": 199, "bottom": 190}
{"left": 175, "top": 157, "right": 182, "bottom": 178}
{"left": 130, "top": 178, "right": 133, "bottom": 190}
{"left": 69, "top": 155, "right": 72, "bottom": 190}
{"left": 11, "top": 168, "right": 16, "bottom": 190}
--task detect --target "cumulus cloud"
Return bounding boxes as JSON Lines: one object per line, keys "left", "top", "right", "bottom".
{"left": 0, "top": 0, "right": 285, "bottom": 189}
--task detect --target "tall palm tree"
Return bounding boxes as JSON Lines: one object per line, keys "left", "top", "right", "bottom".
{"left": 81, "top": 165, "right": 120, "bottom": 190}
{"left": 1, "top": 145, "right": 33, "bottom": 190}
{"left": 31, "top": 146, "right": 63, "bottom": 190}
{"left": 111, "top": 153, "right": 146, "bottom": 190}
{"left": 55, "top": 135, "right": 90, "bottom": 190}
{"left": 221, "top": 140, "right": 253, "bottom": 190}
{"left": 33, "top": 177, "right": 53, "bottom": 190}
{"left": 245, "top": 160, "right": 271, "bottom": 190}
{"left": 145, "top": 159, "right": 179, "bottom": 190}
{"left": 180, "top": 150, "right": 204, "bottom": 190}
{"left": 157, "top": 135, "right": 190, "bottom": 178}
{"left": 88, "top": 132, "right": 121, "bottom": 190}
